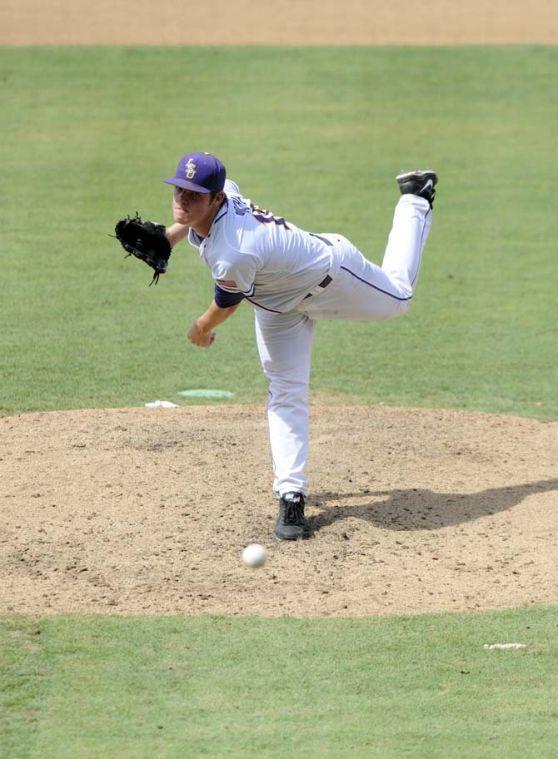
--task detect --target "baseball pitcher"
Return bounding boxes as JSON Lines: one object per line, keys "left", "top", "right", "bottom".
{"left": 115, "top": 151, "right": 436, "bottom": 540}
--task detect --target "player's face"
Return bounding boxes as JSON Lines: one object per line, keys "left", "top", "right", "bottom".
{"left": 172, "top": 187, "right": 220, "bottom": 231}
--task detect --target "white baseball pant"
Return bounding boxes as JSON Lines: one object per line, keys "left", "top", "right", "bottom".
{"left": 254, "top": 194, "right": 432, "bottom": 496}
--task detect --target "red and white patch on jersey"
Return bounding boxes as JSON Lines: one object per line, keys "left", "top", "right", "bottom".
{"left": 217, "top": 279, "right": 238, "bottom": 289}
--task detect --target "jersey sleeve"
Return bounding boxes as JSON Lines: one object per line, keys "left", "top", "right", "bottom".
{"left": 214, "top": 284, "right": 245, "bottom": 308}
{"left": 212, "top": 254, "right": 258, "bottom": 298}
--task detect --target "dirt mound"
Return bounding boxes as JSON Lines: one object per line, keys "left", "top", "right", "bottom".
{"left": 1, "top": 405, "right": 557, "bottom": 617}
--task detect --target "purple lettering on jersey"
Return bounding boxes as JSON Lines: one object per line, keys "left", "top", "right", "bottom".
{"left": 250, "top": 203, "right": 290, "bottom": 229}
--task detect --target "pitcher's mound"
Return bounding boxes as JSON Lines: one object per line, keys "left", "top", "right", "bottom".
{"left": 1, "top": 405, "right": 557, "bottom": 617}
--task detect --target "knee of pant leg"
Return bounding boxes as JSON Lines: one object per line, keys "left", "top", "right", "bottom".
{"left": 260, "top": 357, "right": 310, "bottom": 387}
{"left": 377, "top": 297, "right": 412, "bottom": 321}
{"left": 267, "top": 374, "right": 309, "bottom": 405}
{"left": 398, "top": 298, "right": 413, "bottom": 316}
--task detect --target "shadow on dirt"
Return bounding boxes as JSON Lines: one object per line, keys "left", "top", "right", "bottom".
{"left": 309, "top": 478, "right": 558, "bottom": 532}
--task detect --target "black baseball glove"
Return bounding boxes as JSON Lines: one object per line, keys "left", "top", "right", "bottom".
{"left": 114, "top": 213, "right": 171, "bottom": 285}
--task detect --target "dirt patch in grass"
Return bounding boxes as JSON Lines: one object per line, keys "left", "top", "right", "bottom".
{"left": 1, "top": 405, "right": 557, "bottom": 617}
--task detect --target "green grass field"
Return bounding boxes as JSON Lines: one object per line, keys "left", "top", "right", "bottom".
{"left": 1, "top": 46, "right": 557, "bottom": 418}
{"left": 2, "top": 46, "right": 558, "bottom": 757}
{"left": 2, "top": 608, "right": 558, "bottom": 758}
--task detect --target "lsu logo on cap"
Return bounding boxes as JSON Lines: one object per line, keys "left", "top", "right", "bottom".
{"left": 185, "top": 158, "right": 197, "bottom": 179}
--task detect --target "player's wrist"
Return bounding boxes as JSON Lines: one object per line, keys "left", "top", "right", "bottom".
{"left": 196, "top": 314, "right": 214, "bottom": 333}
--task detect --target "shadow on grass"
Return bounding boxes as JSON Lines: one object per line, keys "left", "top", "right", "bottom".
{"left": 308, "top": 478, "right": 558, "bottom": 532}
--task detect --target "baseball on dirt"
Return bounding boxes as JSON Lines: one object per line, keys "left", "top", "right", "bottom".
{"left": 242, "top": 543, "right": 267, "bottom": 568}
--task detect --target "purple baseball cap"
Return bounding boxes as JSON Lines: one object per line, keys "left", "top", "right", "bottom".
{"left": 164, "top": 151, "right": 226, "bottom": 193}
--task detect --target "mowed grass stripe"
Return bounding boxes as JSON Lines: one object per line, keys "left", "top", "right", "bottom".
{"left": 0, "top": 46, "right": 557, "bottom": 418}
{"left": 1, "top": 607, "right": 558, "bottom": 758}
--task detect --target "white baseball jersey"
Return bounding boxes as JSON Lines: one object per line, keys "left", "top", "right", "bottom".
{"left": 187, "top": 180, "right": 335, "bottom": 313}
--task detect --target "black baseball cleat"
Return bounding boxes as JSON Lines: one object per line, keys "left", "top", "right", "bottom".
{"left": 274, "top": 492, "right": 310, "bottom": 540}
{"left": 396, "top": 169, "right": 438, "bottom": 209}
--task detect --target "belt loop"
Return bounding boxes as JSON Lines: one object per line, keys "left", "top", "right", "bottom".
{"left": 303, "top": 274, "right": 333, "bottom": 299}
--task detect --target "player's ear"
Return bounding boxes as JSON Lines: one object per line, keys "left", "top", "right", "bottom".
{"left": 214, "top": 191, "right": 226, "bottom": 205}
